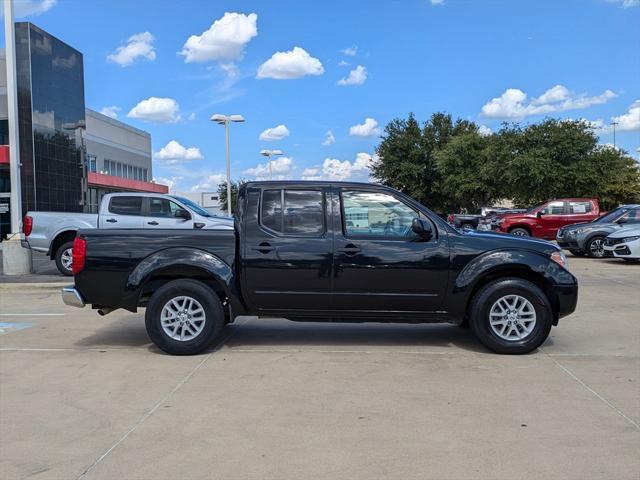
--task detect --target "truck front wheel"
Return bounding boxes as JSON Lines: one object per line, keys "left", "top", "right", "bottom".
{"left": 469, "top": 278, "right": 553, "bottom": 354}
{"left": 145, "top": 279, "right": 224, "bottom": 355}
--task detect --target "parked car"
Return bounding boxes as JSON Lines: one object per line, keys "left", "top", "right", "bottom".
{"left": 494, "top": 198, "right": 600, "bottom": 239}
{"left": 603, "top": 226, "right": 640, "bottom": 262}
{"left": 62, "top": 181, "right": 578, "bottom": 356}
{"left": 557, "top": 205, "right": 640, "bottom": 258}
{"left": 447, "top": 207, "right": 527, "bottom": 230}
{"left": 24, "top": 192, "right": 233, "bottom": 275}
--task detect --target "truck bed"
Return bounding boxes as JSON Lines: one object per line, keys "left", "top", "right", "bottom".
{"left": 76, "top": 228, "right": 236, "bottom": 310}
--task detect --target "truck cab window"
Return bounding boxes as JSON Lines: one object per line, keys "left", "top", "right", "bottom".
{"left": 109, "top": 196, "right": 142, "bottom": 216}
{"left": 342, "top": 191, "right": 418, "bottom": 238}
{"left": 148, "top": 198, "right": 182, "bottom": 217}
{"left": 260, "top": 189, "right": 324, "bottom": 235}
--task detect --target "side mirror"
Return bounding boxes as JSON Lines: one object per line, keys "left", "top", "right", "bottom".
{"left": 175, "top": 208, "right": 191, "bottom": 220}
{"left": 617, "top": 217, "right": 627, "bottom": 225}
{"left": 536, "top": 211, "right": 543, "bottom": 218}
{"left": 411, "top": 218, "right": 433, "bottom": 240}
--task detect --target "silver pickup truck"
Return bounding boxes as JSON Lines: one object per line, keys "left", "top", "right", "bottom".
{"left": 24, "top": 192, "right": 233, "bottom": 275}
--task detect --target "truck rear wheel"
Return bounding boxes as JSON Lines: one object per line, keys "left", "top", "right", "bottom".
{"left": 54, "top": 241, "right": 74, "bottom": 276}
{"left": 469, "top": 278, "right": 552, "bottom": 354}
{"left": 145, "top": 279, "right": 224, "bottom": 355}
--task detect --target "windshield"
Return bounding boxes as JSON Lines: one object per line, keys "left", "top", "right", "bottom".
{"left": 595, "top": 206, "right": 626, "bottom": 224}
{"left": 171, "top": 196, "right": 218, "bottom": 218}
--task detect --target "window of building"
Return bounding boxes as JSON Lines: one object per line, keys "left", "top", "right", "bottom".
{"left": 108, "top": 196, "right": 143, "bottom": 216}
{"left": 341, "top": 190, "right": 418, "bottom": 238}
{"left": 142, "top": 168, "right": 148, "bottom": 181}
{"left": 260, "top": 189, "right": 324, "bottom": 235}
{"left": 116, "top": 162, "right": 123, "bottom": 178}
{"left": 86, "top": 154, "right": 97, "bottom": 173}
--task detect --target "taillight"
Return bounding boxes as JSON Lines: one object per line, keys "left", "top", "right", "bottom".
{"left": 72, "top": 237, "right": 86, "bottom": 275}
{"left": 24, "top": 215, "right": 33, "bottom": 237}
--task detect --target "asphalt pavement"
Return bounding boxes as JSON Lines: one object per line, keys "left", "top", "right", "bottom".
{"left": 0, "top": 256, "right": 638, "bottom": 479}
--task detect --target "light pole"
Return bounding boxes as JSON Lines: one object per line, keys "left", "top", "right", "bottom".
{"left": 610, "top": 121, "right": 619, "bottom": 149}
{"left": 260, "top": 149, "right": 284, "bottom": 180}
{"left": 210, "top": 114, "right": 245, "bottom": 216}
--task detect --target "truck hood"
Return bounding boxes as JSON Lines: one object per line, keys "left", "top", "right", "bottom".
{"left": 463, "top": 229, "right": 559, "bottom": 254}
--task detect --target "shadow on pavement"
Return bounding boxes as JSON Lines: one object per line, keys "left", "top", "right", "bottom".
{"left": 74, "top": 315, "right": 490, "bottom": 354}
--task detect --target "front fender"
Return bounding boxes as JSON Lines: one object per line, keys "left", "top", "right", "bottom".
{"left": 449, "top": 249, "right": 576, "bottom": 317}
{"left": 123, "top": 247, "right": 244, "bottom": 315}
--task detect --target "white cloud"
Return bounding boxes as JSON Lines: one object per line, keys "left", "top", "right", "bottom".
{"left": 127, "top": 97, "right": 180, "bottom": 123}
{"left": 322, "top": 130, "right": 336, "bottom": 146}
{"left": 480, "top": 85, "right": 617, "bottom": 119}
{"left": 301, "top": 167, "right": 322, "bottom": 180}
{"left": 11, "top": 0, "right": 56, "bottom": 17}
{"left": 154, "top": 140, "right": 204, "bottom": 163}
{"left": 606, "top": 0, "right": 640, "bottom": 8}
{"left": 259, "top": 124, "right": 290, "bottom": 141}
{"left": 180, "top": 12, "right": 258, "bottom": 63}
{"left": 99, "top": 106, "right": 121, "bottom": 119}
{"left": 430, "top": 0, "right": 445, "bottom": 5}
{"left": 322, "top": 152, "right": 373, "bottom": 181}
{"left": 349, "top": 117, "right": 381, "bottom": 137}
{"left": 190, "top": 174, "right": 227, "bottom": 192}
{"left": 341, "top": 46, "right": 358, "bottom": 56}
{"left": 477, "top": 125, "right": 492, "bottom": 136}
{"left": 107, "top": 32, "right": 156, "bottom": 67}
{"left": 154, "top": 176, "right": 183, "bottom": 192}
{"left": 257, "top": 47, "right": 324, "bottom": 80}
{"left": 337, "top": 65, "right": 367, "bottom": 86}
{"left": 611, "top": 100, "right": 640, "bottom": 132}
{"left": 338, "top": 60, "right": 350, "bottom": 67}
{"left": 243, "top": 156, "right": 294, "bottom": 180}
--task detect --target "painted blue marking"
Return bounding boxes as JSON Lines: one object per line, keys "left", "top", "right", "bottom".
{"left": 0, "top": 322, "right": 33, "bottom": 335}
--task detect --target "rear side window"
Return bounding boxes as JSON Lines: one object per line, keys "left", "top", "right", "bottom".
{"left": 109, "top": 196, "right": 142, "bottom": 216}
{"left": 260, "top": 189, "right": 324, "bottom": 235}
{"left": 569, "top": 201, "right": 592, "bottom": 214}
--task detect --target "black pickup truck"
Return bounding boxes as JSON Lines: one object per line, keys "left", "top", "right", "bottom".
{"left": 62, "top": 181, "right": 578, "bottom": 355}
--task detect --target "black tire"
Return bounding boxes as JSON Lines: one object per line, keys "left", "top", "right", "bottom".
{"left": 469, "top": 278, "right": 553, "bottom": 354}
{"left": 509, "top": 227, "right": 530, "bottom": 237}
{"left": 145, "top": 279, "right": 224, "bottom": 355}
{"left": 586, "top": 236, "right": 606, "bottom": 258}
{"left": 54, "top": 241, "right": 74, "bottom": 276}
{"left": 622, "top": 258, "right": 640, "bottom": 263}
{"left": 569, "top": 250, "right": 585, "bottom": 257}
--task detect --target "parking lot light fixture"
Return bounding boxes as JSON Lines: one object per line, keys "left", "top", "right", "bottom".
{"left": 210, "top": 114, "right": 245, "bottom": 216}
{"left": 260, "top": 149, "right": 284, "bottom": 180}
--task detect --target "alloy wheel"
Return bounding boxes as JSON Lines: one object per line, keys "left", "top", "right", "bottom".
{"left": 489, "top": 294, "right": 537, "bottom": 341}
{"left": 60, "top": 248, "right": 73, "bottom": 272}
{"left": 160, "top": 296, "right": 206, "bottom": 341}
{"left": 589, "top": 238, "right": 605, "bottom": 258}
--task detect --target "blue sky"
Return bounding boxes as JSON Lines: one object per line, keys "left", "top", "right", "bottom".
{"left": 4, "top": 0, "right": 640, "bottom": 192}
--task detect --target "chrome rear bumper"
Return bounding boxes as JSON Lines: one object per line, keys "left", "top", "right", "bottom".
{"left": 61, "top": 286, "right": 85, "bottom": 308}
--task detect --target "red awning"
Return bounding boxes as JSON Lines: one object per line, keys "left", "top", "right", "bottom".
{"left": 88, "top": 172, "right": 168, "bottom": 193}
{"left": 0, "top": 145, "right": 9, "bottom": 165}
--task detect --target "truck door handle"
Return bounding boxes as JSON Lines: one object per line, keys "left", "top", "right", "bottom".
{"left": 252, "top": 242, "right": 275, "bottom": 254}
{"left": 105, "top": 218, "right": 117, "bottom": 223}
{"left": 338, "top": 244, "right": 360, "bottom": 255}
{"left": 147, "top": 221, "right": 159, "bottom": 226}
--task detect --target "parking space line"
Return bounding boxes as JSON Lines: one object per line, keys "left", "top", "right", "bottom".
{"left": 540, "top": 347, "right": 639, "bottom": 430}
{"left": 0, "top": 313, "right": 65, "bottom": 316}
{"left": 75, "top": 318, "right": 249, "bottom": 480}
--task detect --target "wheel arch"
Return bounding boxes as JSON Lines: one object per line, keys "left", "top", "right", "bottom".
{"left": 124, "top": 247, "right": 247, "bottom": 318}
{"left": 49, "top": 229, "right": 78, "bottom": 259}
{"left": 507, "top": 224, "right": 532, "bottom": 235}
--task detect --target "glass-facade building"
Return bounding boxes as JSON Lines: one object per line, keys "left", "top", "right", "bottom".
{"left": 14, "top": 22, "right": 86, "bottom": 214}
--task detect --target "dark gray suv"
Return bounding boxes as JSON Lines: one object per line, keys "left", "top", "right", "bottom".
{"left": 557, "top": 205, "right": 640, "bottom": 258}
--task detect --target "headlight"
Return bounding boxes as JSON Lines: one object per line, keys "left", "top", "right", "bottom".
{"left": 551, "top": 251, "right": 568, "bottom": 269}
{"left": 622, "top": 236, "right": 640, "bottom": 242}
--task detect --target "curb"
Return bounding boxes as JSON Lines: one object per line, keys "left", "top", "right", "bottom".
{"left": 0, "top": 282, "right": 69, "bottom": 291}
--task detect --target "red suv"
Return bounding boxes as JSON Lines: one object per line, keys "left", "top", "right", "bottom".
{"left": 495, "top": 198, "right": 600, "bottom": 239}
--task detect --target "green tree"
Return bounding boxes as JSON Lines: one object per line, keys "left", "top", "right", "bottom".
{"left": 372, "top": 112, "right": 477, "bottom": 212}
{"left": 217, "top": 179, "right": 244, "bottom": 215}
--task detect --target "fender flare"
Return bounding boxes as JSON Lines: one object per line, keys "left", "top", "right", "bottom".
{"left": 449, "top": 249, "right": 575, "bottom": 317}
{"left": 123, "top": 247, "right": 245, "bottom": 315}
